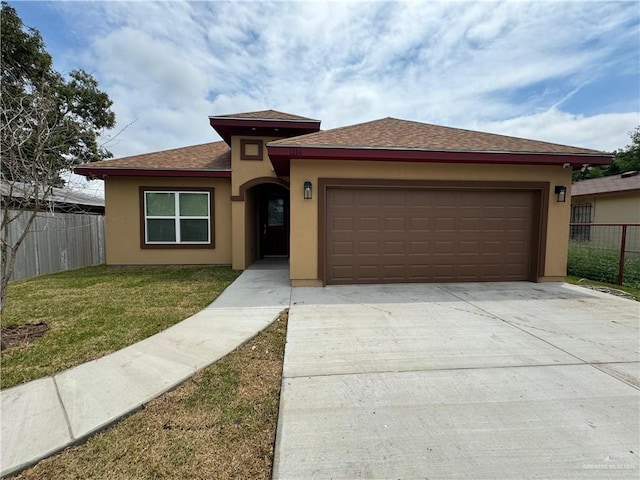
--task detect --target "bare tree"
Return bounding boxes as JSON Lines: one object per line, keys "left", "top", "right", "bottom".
{"left": 1, "top": 87, "right": 73, "bottom": 310}
{"left": 1, "top": 2, "right": 115, "bottom": 312}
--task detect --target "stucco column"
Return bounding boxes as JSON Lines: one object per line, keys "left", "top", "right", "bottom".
{"left": 231, "top": 200, "right": 246, "bottom": 270}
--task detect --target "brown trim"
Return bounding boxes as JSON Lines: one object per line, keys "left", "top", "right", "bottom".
{"left": 240, "top": 139, "right": 264, "bottom": 160}
{"left": 139, "top": 187, "right": 215, "bottom": 250}
{"left": 570, "top": 222, "right": 640, "bottom": 226}
{"left": 317, "top": 178, "right": 549, "bottom": 285}
{"left": 267, "top": 145, "right": 612, "bottom": 176}
{"left": 231, "top": 177, "right": 290, "bottom": 201}
{"left": 75, "top": 167, "right": 231, "bottom": 179}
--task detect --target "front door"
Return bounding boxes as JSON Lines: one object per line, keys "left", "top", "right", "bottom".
{"left": 260, "top": 190, "right": 289, "bottom": 257}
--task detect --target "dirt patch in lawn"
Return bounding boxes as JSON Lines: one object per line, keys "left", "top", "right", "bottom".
{"left": 1, "top": 322, "right": 49, "bottom": 350}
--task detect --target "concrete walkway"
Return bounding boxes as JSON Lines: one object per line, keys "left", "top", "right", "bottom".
{"left": 1, "top": 261, "right": 291, "bottom": 477}
{"left": 274, "top": 282, "right": 639, "bottom": 479}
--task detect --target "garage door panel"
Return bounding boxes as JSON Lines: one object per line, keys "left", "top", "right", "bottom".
{"left": 409, "top": 217, "right": 431, "bottom": 232}
{"left": 357, "top": 190, "right": 382, "bottom": 206}
{"left": 409, "top": 241, "right": 430, "bottom": 254}
{"left": 331, "top": 216, "right": 353, "bottom": 231}
{"left": 381, "top": 241, "right": 404, "bottom": 255}
{"left": 331, "top": 241, "right": 353, "bottom": 255}
{"left": 358, "top": 217, "right": 380, "bottom": 231}
{"left": 358, "top": 241, "right": 379, "bottom": 255}
{"left": 326, "top": 187, "right": 534, "bottom": 284}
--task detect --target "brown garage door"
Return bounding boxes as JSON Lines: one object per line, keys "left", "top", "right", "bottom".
{"left": 326, "top": 187, "right": 535, "bottom": 284}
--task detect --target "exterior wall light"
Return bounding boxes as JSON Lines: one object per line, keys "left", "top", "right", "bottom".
{"left": 555, "top": 185, "right": 567, "bottom": 203}
{"left": 303, "top": 181, "right": 312, "bottom": 200}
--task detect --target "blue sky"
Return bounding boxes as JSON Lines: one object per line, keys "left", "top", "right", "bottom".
{"left": 10, "top": 0, "right": 640, "bottom": 164}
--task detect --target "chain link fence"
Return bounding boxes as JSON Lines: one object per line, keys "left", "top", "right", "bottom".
{"left": 568, "top": 223, "right": 640, "bottom": 288}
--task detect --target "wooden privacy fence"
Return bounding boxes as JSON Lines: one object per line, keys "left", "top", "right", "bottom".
{"left": 568, "top": 223, "right": 640, "bottom": 287}
{"left": 5, "top": 209, "right": 105, "bottom": 281}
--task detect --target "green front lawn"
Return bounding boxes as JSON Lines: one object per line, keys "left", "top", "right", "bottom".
{"left": 13, "top": 311, "right": 288, "bottom": 480}
{"left": 1, "top": 265, "right": 240, "bottom": 389}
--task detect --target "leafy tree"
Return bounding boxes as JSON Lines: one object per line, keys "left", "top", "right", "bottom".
{"left": 610, "top": 125, "right": 640, "bottom": 174}
{"left": 1, "top": 2, "right": 116, "bottom": 312}
{"left": 574, "top": 126, "right": 640, "bottom": 181}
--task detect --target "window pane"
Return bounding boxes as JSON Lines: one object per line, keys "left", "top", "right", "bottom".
{"left": 146, "top": 193, "right": 175, "bottom": 216}
{"left": 147, "top": 219, "right": 176, "bottom": 242}
{"left": 179, "top": 193, "right": 208, "bottom": 216}
{"left": 180, "top": 219, "right": 208, "bottom": 242}
{"left": 268, "top": 198, "right": 284, "bottom": 226}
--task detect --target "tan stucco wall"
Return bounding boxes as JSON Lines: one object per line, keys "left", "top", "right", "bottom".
{"left": 289, "top": 159, "right": 572, "bottom": 284}
{"left": 230, "top": 136, "right": 280, "bottom": 196}
{"left": 244, "top": 187, "right": 258, "bottom": 266}
{"left": 231, "top": 200, "right": 244, "bottom": 269}
{"left": 229, "top": 135, "right": 283, "bottom": 269}
{"left": 571, "top": 191, "right": 640, "bottom": 252}
{"left": 571, "top": 192, "right": 640, "bottom": 224}
{"left": 104, "top": 176, "right": 232, "bottom": 265}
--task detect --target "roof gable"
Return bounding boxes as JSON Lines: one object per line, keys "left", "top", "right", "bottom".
{"left": 209, "top": 110, "right": 321, "bottom": 144}
{"left": 213, "top": 109, "right": 319, "bottom": 122}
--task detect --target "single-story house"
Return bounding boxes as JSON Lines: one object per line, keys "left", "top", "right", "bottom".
{"left": 75, "top": 110, "right": 611, "bottom": 286}
{"left": 2, "top": 182, "right": 106, "bottom": 280}
{"left": 1, "top": 181, "right": 105, "bottom": 215}
{"left": 570, "top": 171, "right": 640, "bottom": 252}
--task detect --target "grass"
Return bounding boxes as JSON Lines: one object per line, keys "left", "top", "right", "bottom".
{"left": 12, "top": 310, "right": 288, "bottom": 480}
{"left": 565, "top": 275, "right": 640, "bottom": 302}
{"left": 567, "top": 244, "right": 640, "bottom": 289}
{"left": 1, "top": 264, "right": 240, "bottom": 389}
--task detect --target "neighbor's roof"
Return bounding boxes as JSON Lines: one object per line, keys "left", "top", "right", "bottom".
{"left": 212, "top": 109, "right": 320, "bottom": 122}
{"left": 572, "top": 172, "right": 640, "bottom": 197}
{"left": 74, "top": 141, "right": 231, "bottom": 179}
{"left": 270, "top": 117, "right": 606, "bottom": 156}
{"left": 1, "top": 181, "right": 105, "bottom": 213}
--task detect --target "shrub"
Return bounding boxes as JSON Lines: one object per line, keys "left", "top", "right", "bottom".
{"left": 567, "top": 244, "right": 640, "bottom": 288}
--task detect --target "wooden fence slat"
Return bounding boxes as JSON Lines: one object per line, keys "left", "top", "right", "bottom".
{"left": 6, "top": 209, "right": 105, "bottom": 281}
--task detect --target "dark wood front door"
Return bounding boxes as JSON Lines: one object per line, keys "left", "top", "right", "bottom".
{"left": 260, "top": 191, "right": 289, "bottom": 257}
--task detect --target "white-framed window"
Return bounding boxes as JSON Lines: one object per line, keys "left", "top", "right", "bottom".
{"left": 142, "top": 190, "right": 212, "bottom": 245}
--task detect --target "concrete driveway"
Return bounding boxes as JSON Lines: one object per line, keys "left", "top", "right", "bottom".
{"left": 273, "top": 282, "right": 639, "bottom": 479}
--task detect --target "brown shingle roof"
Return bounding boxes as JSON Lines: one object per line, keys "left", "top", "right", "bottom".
{"left": 213, "top": 109, "right": 319, "bottom": 122}
{"left": 79, "top": 141, "right": 230, "bottom": 171}
{"left": 572, "top": 172, "right": 640, "bottom": 197}
{"left": 270, "top": 117, "right": 606, "bottom": 156}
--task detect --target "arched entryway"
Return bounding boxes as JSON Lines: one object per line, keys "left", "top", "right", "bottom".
{"left": 255, "top": 183, "right": 289, "bottom": 258}
{"left": 232, "top": 177, "right": 290, "bottom": 269}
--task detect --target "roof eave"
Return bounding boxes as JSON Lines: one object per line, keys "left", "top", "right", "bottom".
{"left": 209, "top": 117, "right": 321, "bottom": 144}
{"left": 266, "top": 145, "right": 613, "bottom": 177}
{"left": 572, "top": 187, "right": 640, "bottom": 198}
{"left": 73, "top": 166, "right": 232, "bottom": 179}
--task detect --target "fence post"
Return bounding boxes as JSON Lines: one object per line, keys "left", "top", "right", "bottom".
{"left": 618, "top": 224, "right": 627, "bottom": 285}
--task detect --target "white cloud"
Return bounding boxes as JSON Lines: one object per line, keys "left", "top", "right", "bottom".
{"left": 42, "top": 0, "right": 638, "bottom": 158}
{"left": 473, "top": 109, "right": 639, "bottom": 152}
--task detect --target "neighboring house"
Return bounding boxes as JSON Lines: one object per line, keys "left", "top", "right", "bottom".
{"left": 1, "top": 182, "right": 106, "bottom": 280}
{"left": 75, "top": 110, "right": 611, "bottom": 286}
{"left": 570, "top": 171, "right": 640, "bottom": 253}
{"left": 1, "top": 181, "right": 105, "bottom": 215}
